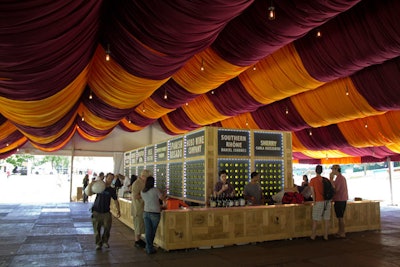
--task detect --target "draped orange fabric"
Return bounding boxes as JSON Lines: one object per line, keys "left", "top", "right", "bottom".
{"left": 159, "top": 116, "right": 189, "bottom": 135}
{"left": 183, "top": 94, "right": 229, "bottom": 125}
{"left": 220, "top": 113, "right": 259, "bottom": 129}
{"left": 0, "top": 121, "right": 18, "bottom": 139}
{"left": 19, "top": 111, "right": 77, "bottom": 144}
{"left": 0, "top": 66, "right": 88, "bottom": 127}
{"left": 239, "top": 44, "right": 324, "bottom": 104}
{"left": 120, "top": 119, "right": 145, "bottom": 131}
{"left": 173, "top": 48, "right": 249, "bottom": 94}
{"left": 292, "top": 77, "right": 382, "bottom": 127}
{"left": 88, "top": 46, "right": 169, "bottom": 109}
{"left": 0, "top": 137, "right": 27, "bottom": 154}
{"left": 135, "top": 98, "right": 174, "bottom": 120}
{"left": 80, "top": 105, "right": 119, "bottom": 131}
{"left": 339, "top": 111, "right": 400, "bottom": 148}
{"left": 31, "top": 127, "right": 77, "bottom": 152}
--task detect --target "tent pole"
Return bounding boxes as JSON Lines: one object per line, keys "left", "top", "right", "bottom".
{"left": 69, "top": 146, "right": 75, "bottom": 202}
{"left": 387, "top": 157, "right": 394, "bottom": 206}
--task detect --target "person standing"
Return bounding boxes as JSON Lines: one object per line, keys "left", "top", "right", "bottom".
{"left": 141, "top": 176, "right": 166, "bottom": 254}
{"left": 330, "top": 164, "right": 348, "bottom": 238}
{"left": 131, "top": 169, "right": 152, "bottom": 248}
{"left": 244, "top": 171, "right": 264, "bottom": 205}
{"left": 82, "top": 174, "right": 89, "bottom": 203}
{"left": 89, "top": 172, "right": 121, "bottom": 250}
{"left": 213, "top": 170, "right": 235, "bottom": 197}
{"left": 309, "top": 165, "right": 334, "bottom": 240}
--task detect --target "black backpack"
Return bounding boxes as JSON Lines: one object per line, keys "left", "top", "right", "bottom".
{"left": 322, "top": 177, "right": 335, "bottom": 200}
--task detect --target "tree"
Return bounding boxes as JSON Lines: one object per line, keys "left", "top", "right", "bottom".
{"left": 37, "top": 156, "right": 70, "bottom": 173}
{"left": 5, "top": 154, "right": 34, "bottom": 167}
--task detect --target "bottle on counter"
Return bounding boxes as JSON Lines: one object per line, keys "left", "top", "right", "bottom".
{"left": 209, "top": 194, "right": 216, "bottom": 208}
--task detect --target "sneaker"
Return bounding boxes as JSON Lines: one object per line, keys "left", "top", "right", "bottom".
{"left": 103, "top": 243, "right": 110, "bottom": 248}
{"left": 134, "top": 241, "right": 143, "bottom": 248}
{"left": 96, "top": 245, "right": 102, "bottom": 250}
{"left": 139, "top": 239, "right": 146, "bottom": 248}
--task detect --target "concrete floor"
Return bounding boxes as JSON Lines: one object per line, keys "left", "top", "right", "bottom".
{"left": 0, "top": 202, "right": 399, "bottom": 267}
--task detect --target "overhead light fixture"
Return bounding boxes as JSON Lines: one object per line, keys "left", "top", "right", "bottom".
{"left": 81, "top": 113, "right": 85, "bottom": 122}
{"left": 105, "top": 44, "right": 111, "bottom": 61}
{"left": 200, "top": 59, "right": 205, "bottom": 71}
{"left": 89, "top": 90, "right": 93, "bottom": 100}
{"left": 309, "top": 129, "right": 312, "bottom": 136}
{"left": 253, "top": 65, "right": 257, "bottom": 71}
{"left": 211, "top": 90, "right": 214, "bottom": 95}
{"left": 316, "top": 29, "right": 322, "bottom": 38}
{"left": 268, "top": 1, "right": 275, "bottom": 20}
{"left": 285, "top": 107, "right": 289, "bottom": 114}
{"left": 164, "top": 90, "right": 168, "bottom": 100}
{"left": 345, "top": 86, "right": 349, "bottom": 96}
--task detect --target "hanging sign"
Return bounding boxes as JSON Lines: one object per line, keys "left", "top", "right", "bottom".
{"left": 254, "top": 132, "right": 283, "bottom": 157}
{"left": 186, "top": 130, "right": 205, "bottom": 158}
{"left": 218, "top": 129, "right": 250, "bottom": 156}
{"left": 156, "top": 142, "right": 167, "bottom": 162}
{"left": 169, "top": 137, "right": 184, "bottom": 160}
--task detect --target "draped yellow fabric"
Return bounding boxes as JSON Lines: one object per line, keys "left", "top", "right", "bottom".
{"left": 120, "top": 119, "right": 145, "bottom": 131}
{"left": 173, "top": 48, "right": 249, "bottom": 94}
{"left": 135, "top": 98, "right": 174, "bottom": 119}
{"left": 0, "top": 137, "right": 27, "bottom": 154}
{"left": 80, "top": 105, "right": 120, "bottom": 131}
{"left": 31, "top": 127, "right": 77, "bottom": 152}
{"left": 159, "top": 115, "right": 189, "bottom": 135}
{"left": 0, "top": 121, "right": 18, "bottom": 139}
{"left": 292, "top": 77, "right": 382, "bottom": 127}
{"left": 291, "top": 133, "right": 309, "bottom": 151}
{"left": 240, "top": 44, "right": 324, "bottom": 104}
{"left": 76, "top": 126, "right": 109, "bottom": 142}
{"left": 88, "top": 46, "right": 169, "bottom": 109}
{"left": 183, "top": 95, "right": 229, "bottom": 125}
{"left": 386, "top": 143, "right": 400, "bottom": 153}
{"left": 298, "top": 149, "right": 351, "bottom": 159}
{"left": 220, "top": 113, "right": 259, "bottom": 129}
{"left": 339, "top": 111, "right": 400, "bottom": 147}
{"left": 18, "top": 111, "right": 77, "bottom": 144}
{"left": 0, "top": 66, "right": 88, "bottom": 127}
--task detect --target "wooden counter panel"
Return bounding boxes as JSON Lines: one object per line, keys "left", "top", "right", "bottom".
{"left": 112, "top": 199, "right": 380, "bottom": 251}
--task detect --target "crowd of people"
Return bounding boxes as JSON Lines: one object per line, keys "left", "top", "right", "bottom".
{"left": 83, "top": 164, "right": 348, "bottom": 252}
{"left": 84, "top": 170, "right": 165, "bottom": 254}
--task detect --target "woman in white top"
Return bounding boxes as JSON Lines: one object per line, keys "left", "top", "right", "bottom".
{"left": 141, "top": 176, "right": 165, "bottom": 254}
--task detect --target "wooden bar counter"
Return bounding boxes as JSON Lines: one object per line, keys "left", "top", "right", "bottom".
{"left": 111, "top": 199, "right": 380, "bottom": 251}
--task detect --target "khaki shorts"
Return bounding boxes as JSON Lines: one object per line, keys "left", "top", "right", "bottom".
{"left": 312, "top": 201, "right": 331, "bottom": 221}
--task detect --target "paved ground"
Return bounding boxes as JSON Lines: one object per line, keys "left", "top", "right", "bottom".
{"left": 0, "top": 202, "right": 399, "bottom": 267}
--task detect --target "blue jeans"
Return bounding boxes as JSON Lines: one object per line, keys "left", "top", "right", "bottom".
{"left": 143, "top": 212, "right": 161, "bottom": 253}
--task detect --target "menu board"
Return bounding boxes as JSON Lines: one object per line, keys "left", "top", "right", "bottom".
{"left": 185, "top": 130, "right": 205, "bottom": 158}
{"left": 124, "top": 152, "right": 130, "bottom": 166}
{"left": 146, "top": 146, "right": 154, "bottom": 162}
{"left": 130, "top": 150, "right": 136, "bottom": 165}
{"left": 254, "top": 132, "right": 283, "bottom": 157}
{"left": 218, "top": 129, "right": 250, "bottom": 156}
{"left": 137, "top": 149, "right": 145, "bottom": 164}
{"left": 169, "top": 137, "right": 184, "bottom": 160}
{"left": 156, "top": 142, "right": 167, "bottom": 162}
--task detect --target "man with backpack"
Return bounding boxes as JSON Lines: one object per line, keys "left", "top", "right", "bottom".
{"left": 309, "top": 165, "right": 335, "bottom": 241}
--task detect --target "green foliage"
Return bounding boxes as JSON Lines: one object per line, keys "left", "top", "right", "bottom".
{"left": 5, "top": 154, "right": 34, "bottom": 167}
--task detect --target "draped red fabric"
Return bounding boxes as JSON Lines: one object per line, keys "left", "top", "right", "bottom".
{"left": 295, "top": 0, "right": 400, "bottom": 82}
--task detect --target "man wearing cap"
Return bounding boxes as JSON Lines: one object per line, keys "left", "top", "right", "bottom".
{"left": 330, "top": 164, "right": 349, "bottom": 238}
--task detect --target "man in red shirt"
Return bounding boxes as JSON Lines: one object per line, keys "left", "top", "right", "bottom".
{"left": 330, "top": 164, "right": 348, "bottom": 238}
{"left": 309, "top": 165, "right": 334, "bottom": 240}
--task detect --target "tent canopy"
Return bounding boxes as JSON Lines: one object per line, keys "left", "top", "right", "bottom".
{"left": 1, "top": 0, "right": 400, "bottom": 163}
